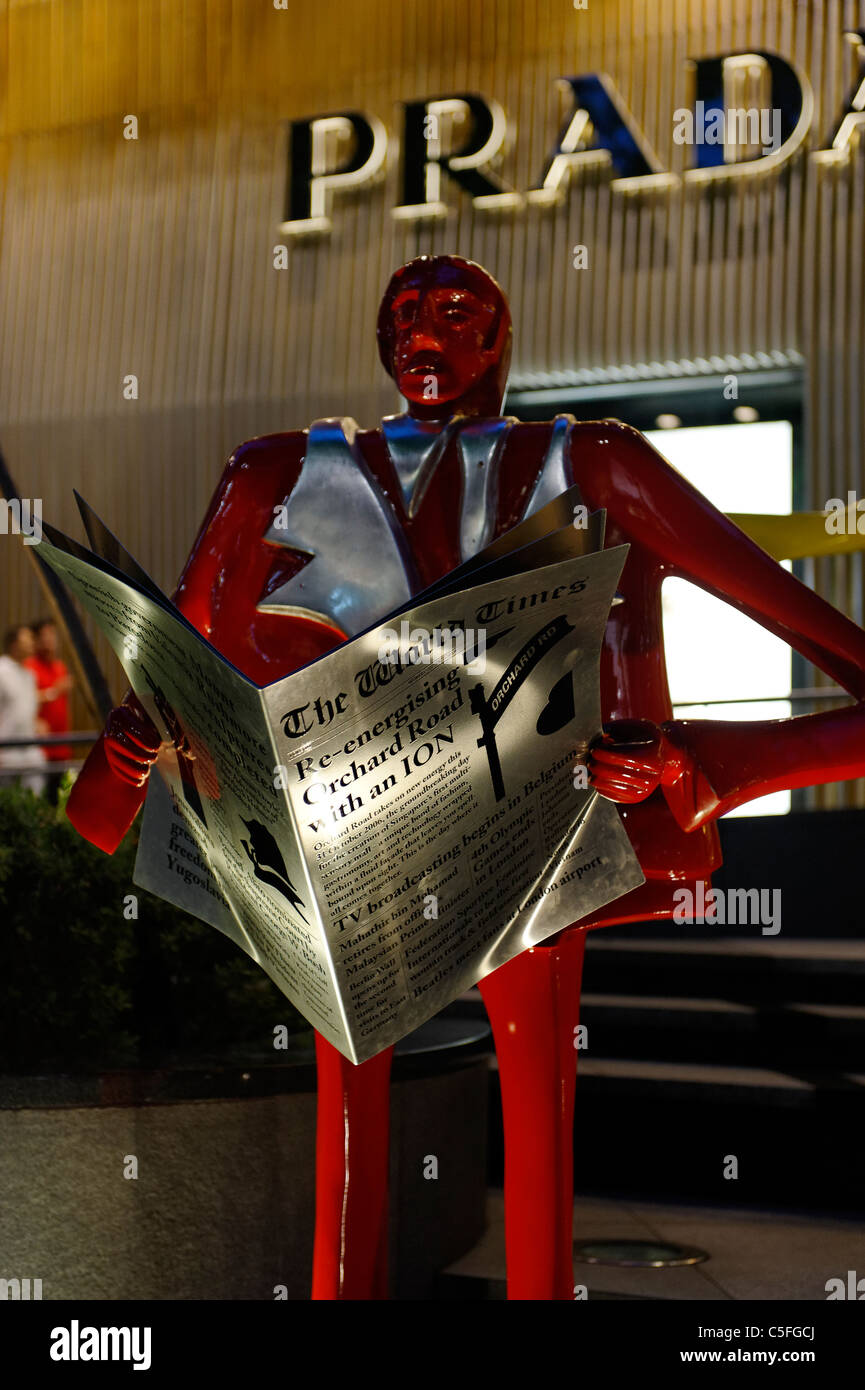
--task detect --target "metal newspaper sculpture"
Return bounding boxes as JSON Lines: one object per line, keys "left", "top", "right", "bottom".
{"left": 66, "top": 255, "right": 865, "bottom": 1300}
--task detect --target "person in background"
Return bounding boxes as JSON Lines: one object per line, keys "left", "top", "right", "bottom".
{"left": 25, "top": 618, "right": 73, "bottom": 802}
{"left": 0, "top": 625, "right": 47, "bottom": 795}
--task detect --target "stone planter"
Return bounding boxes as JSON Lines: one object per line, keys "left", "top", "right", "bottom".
{"left": 0, "top": 1020, "right": 489, "bottom": 1300}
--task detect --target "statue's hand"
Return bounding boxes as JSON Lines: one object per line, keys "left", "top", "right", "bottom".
{"left": 103, "top": 696, "right": 163, "bottom": 787}
{"left": 587, "top": 719, "right": 687, "bottom": 804}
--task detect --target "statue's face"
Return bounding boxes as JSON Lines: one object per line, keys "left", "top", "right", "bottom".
{"left": 389, "top": 278, "right": 500, "bottom": 407}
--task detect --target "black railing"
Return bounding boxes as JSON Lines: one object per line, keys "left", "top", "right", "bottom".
{"left": 0, "top": 732, "right": 100, "bottom": 747}
{"left": 0, "top": 732, "right": 100, "bottom": 778}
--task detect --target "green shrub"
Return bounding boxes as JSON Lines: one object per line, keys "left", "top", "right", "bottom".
{"left": 0, "top": 784, "right": 309, "bottom": 1070}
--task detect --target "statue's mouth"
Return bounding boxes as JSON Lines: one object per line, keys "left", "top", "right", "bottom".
{"left": 404, "top": 352, "right": 445, "bottom": 375}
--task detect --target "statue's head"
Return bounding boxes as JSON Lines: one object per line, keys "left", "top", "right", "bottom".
{"left": 377, "top": 255, "right": 512, "bottom": 419}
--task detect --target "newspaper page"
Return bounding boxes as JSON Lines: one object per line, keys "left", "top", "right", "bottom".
{"left": 262, "top": 545, "right": 644, "bottom": 1061}
{"left": 38, "top": 523, "right": 643, "bottom": 1063}
{"left": 36, "top": 533, "right": 353, "bottom": 1056}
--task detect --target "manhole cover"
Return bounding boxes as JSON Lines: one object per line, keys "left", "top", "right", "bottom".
{"left": 573, "top": 1239, "right": 709, "bottom": 1268}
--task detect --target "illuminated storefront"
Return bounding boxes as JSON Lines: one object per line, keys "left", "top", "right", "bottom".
{"left": 0, "top": 0, "right": 862, "bottom": 804}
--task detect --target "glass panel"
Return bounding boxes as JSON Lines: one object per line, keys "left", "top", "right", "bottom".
{"left": 646, "top": 422, "right": 794, "bottom": 816}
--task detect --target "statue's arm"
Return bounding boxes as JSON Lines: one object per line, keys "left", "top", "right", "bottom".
{"left": 572, "top": 422, "right": 865, "bottom": 829}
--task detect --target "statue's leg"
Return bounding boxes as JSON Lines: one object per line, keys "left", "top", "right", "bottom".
{"left": 311, "top": 1035, "right": 394, "bottom": 1300}
{"left": 478, "top": 928, "right": 587, "bottom": 1301}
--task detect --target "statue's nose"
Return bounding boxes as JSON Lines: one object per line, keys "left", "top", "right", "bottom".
{"left": 401, "top": 328, "right": 442, "bottom": 357}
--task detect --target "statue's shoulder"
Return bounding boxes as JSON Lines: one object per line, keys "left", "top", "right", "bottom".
{"left": 207, "top": 430, "right": 310, "bottom": 504}
{"left": 567, "top": 417, "right": 678, "bottom": 484}
{"left": 502, "top": 416, "right": 651, "bottom": 457}
{"left": 568, "top": 417, "right": 656, "bottom": 452}
{"left": 223, "top": 429, "right": 308, "bottom": 474}
{"left": 191, "top": 431, "right": 311, "bottom": 542}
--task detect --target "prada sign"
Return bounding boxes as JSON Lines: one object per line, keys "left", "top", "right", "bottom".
{"left": 281, "top": 37, "right": 865, "bottom": 236}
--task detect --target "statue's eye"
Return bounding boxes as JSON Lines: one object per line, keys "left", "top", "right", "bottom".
{"left": 443, "top": 304, "right": 470, "bottom": 323}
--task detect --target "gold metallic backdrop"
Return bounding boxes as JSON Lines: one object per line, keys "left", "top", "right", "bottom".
{"left": 0, "top": 0, "right": 863, "bottom": 806}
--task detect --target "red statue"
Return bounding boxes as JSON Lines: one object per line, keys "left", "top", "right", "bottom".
{"left": 66, "top": 255, "right": 865, "bottom": 1300}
